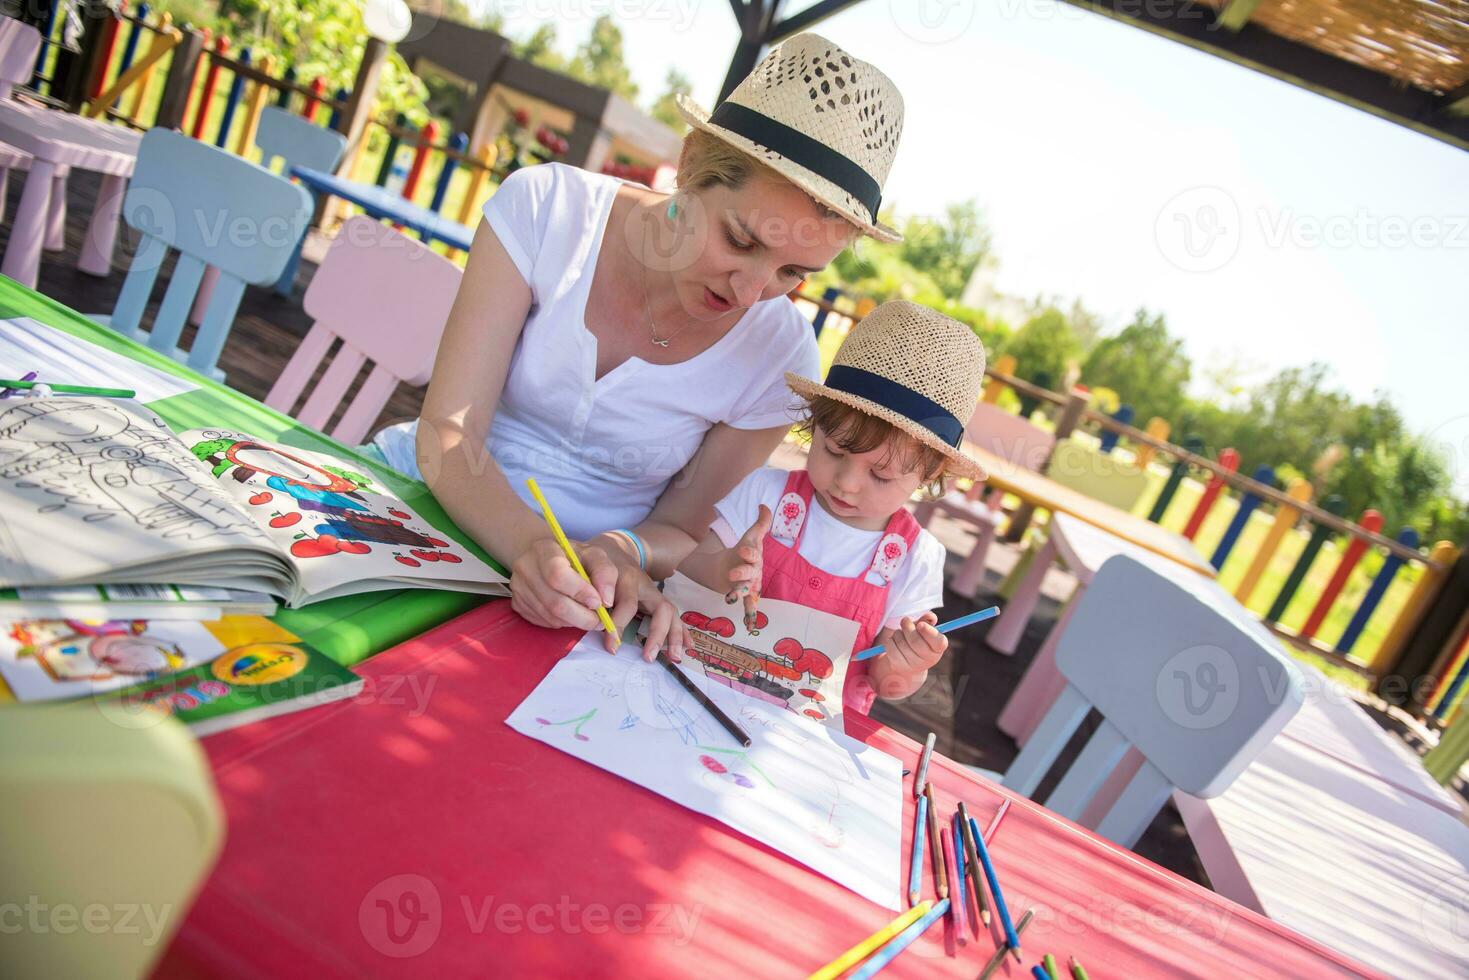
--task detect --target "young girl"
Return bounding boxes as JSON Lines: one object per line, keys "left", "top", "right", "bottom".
{"left": 666, "top": 300, "right": 988, "bottom": 720}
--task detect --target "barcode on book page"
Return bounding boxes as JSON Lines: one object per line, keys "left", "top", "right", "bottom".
{"left": 102, "top": 584, "right": 180, "bottom": 601}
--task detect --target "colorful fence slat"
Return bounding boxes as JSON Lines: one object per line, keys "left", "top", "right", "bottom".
{"left": 277, "top": 66, "right": 297, "bottom": 109}
{"left": 374, "top": 113, "right": 408, "bottom": 186}
{"left": 1428, "top": 624, "right": 1469, "bottom": 720}
{"left": 191, "top": 35, "right": 229, "bottom": 139}
{"left": 1017, "top": 371, "right": 1050, "bottom": 419}
{"left": 1299, "top": 509, "right": 1385, "bottom": 639}
{"left": 1335, "top": 526, "right": 1421, "bottom": 656}
{"left": 118, "top": 4, "right": 148, "bottom": 76}
{"left": 328, "top": 86, "right": 349, "bottom": 130}
{"left": 1210, "top": 464, "right": 1274, "bottom": 571}
{"left": 123, "top": 11, "right": 169, "bottom": 119}
{"left": 1147, "top": 435, "right": 1204, "bottom": 523}
{"left": 215, "top": 48, "right": 249, "bottom": 149}
{"left": 1266, "top": 493, "right": 1347, "bottom": 624}
{"left": 89, "top": 12, "right": 123, "bottom": 100}
{"left": 235, "top": 54, "right": 275, "bottom": 157}
{"left": 428, "top": 132, "right": 469, "bottom": 217}
{"left": 1368, "top": 540, "right": 1460, "bottom": 676}
{"left": 1098, "top": 405, "right": 1133, "bottom": 453}
{"left": 402, "top": 119, "right": 440, "bottom": 202}
{"left": 178, "top": 27, "right": 212, "bottom": 133}
{"left": 1235, "top": 478, "right": 1313, "bottom": 605}
{"left": 303, "top": 75, "right": 327, "bottom": 122}
{"left": 1133, "top": 416, "right": 1171, "bottom": 470}
{"left": 810, "top": 285, "right": 842, "bottom": 337}
{"left": 1182, "top": 447, "right": 1239, "bottom": 540}
{"left": 983, "top": 354, "right": 1017, "bottom": 405}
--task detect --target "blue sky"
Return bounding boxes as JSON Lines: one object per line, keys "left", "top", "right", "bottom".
{"left": 471, "top": 1, "right": 1469, "bottom": 490}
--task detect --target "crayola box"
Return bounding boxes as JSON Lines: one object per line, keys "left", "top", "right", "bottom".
{"left": 1, "top": 614, "right": 362, "bottom": 735}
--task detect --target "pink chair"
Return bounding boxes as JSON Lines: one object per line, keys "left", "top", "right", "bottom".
{"left": 913, "top": 402, "right": 1055, "bottom": 596}
{"left": 264, "top": 216, "right": 462, "bottom": 444}
{"left": 0, "top": 19, "right": 68, "bottom": 240}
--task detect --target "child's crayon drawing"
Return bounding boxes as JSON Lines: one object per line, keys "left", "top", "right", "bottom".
{"left": 506, "top": 633, "right": 904, "bottom": 908}
{"left": 661, "top": 574, "right": 859, "bottom": 728}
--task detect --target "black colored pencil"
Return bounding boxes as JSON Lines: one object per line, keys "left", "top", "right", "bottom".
{"left": 657, "top": 652, "right": 751, "bottom": 747}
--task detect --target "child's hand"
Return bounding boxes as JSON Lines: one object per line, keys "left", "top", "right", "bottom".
{"left": 724, "top": 505, "right": 771, "bottom": 632}
{"left": 883, "top": 612, "right": 948, "bottom": 676}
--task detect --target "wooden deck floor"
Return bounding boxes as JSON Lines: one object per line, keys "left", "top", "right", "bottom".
{"left": 6, "top": 165, "right": 1215, "bottom": 885}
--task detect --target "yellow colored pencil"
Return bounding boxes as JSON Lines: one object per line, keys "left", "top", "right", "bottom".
{"left": 525, "top": 478, "right": 617, "bottom": 636}
{"left": 806, "top": 902, "right": 932, "bottom": 980}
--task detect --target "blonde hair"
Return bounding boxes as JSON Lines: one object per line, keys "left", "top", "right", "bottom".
{"left": 676, "top": 129, "right": 853, "bottom": 232}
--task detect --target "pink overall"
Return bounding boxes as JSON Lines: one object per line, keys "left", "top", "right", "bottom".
{"left": 759, "top": 470, "right": 921, "bottom": 723}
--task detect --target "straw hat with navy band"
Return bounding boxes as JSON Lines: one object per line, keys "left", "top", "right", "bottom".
{"left": 786, "top": 301, "right": 989, "bottom": 481}
{"left": 676, "top": 33, "right": 904, "bottom": 243}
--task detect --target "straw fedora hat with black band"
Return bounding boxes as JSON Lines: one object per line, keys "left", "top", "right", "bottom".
{"left": 676, "top": 33, "right": 904, "bottom": 243}
{"left": 786, "top": 301, "right": 988, "bottom": 481}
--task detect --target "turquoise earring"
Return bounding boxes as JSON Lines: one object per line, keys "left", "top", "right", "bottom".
{"left": 666, "top": 199, "right": 678, "bottom": 220}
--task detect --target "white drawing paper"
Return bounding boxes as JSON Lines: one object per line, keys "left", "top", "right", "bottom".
{"left": 661, "top": 573, "right": 861, "bottom": 728}
{"left": 0, "top": 317, "right": 200, "bottom": 404}
{"left": 506, "top": 634, "right": 904, "bottom": 909}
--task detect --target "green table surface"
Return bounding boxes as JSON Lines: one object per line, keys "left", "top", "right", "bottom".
{"left": 0, "top": 275, "right": 506, "bottom": 667}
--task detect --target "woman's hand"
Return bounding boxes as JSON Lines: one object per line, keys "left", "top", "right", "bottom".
{"left": 722, "top": 505, "right": 771, "bottom": 631}
{"left": 608, "top": 572, "right": 689, "bottom": 662}
{"left": 870, "top": 612, "right": 948, "bottom": 700}
{"left": 508, "top": 537, "right": 622, "bottom": 632}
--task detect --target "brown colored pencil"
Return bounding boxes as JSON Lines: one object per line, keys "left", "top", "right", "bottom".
{"left": 657, "top": 652, "right": 750, "bottom": 747}
{"left": 958, "top": 801, "right": 990, "bottom": 926}
{"left": 977, "top": 908, "right": 1034, "bottom": 980}
{"left": 923, "top": 783, "right": 947, "bottom": 898}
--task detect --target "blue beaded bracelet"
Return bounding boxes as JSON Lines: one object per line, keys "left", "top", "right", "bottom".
{"left": 610, "top": 528, "right": 647, "bottom": 571}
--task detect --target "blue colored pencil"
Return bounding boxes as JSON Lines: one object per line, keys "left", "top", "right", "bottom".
{"left": 971, "top": 815, "right": 1022, "bottom": 961}
{"left": 847, "top": 898, "right": 950, "bottom": 979}
{"left": 853, "top": 606, "right": 1001, "bottom": 661}
{"left": 908, "top": 791, "right": 927, "bottom": 906}
{"left": 1032, "top": 966, "right": 1052, "bottom": 980}
{"left": 952, "top": 812, "right": 969, "bottom": 934}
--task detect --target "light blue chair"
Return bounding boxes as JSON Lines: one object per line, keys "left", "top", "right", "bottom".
{"left": 102, "top": 128, "right": 312, "bottom": 381}
{"left": 978, "top": 553, "right": 1303, "bottom": 849}
{"left": 254, "top": 107, "right": 347, "bottom": 295}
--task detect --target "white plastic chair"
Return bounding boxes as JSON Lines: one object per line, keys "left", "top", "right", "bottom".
{"left": 990, "top": 553, "right": 1303, "bottom": 849}
{"left": 914, "top": 402, "right": 1055, "bottom": 596}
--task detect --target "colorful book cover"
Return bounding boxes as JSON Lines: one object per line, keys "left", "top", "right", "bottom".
{"left": 98, "top": 617, "right": 362, "bottom": 737}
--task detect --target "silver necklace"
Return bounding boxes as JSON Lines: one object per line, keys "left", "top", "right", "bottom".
{"left": 640, "top": 210, "right": 689, "bottom": 348}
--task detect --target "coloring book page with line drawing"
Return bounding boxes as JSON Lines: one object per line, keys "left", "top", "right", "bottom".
{"left": 0, "top": 398, "right": 508, "bottom": 606}
{"left": 507, "top": 633, "right": 904, "bottom": 908}
{"left": 661, "top": 573, "right": 860, "bottom": 730}
{"left": 0, "top": 397, "right": 273, "bottom": 585}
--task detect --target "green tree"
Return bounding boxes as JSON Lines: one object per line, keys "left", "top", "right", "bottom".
{"left": 566, "top": 15, "right": 637, "bottom": 100}
{"left": 897, "top": 200, "right": 992, "bottom": 301}
{"left": 1003, "top": 308, "right": 1080, "bottom": 389}
{"left": 1081, "top": 308, "right": 1191, "bottom": 424}
{"left": 649, "top": 68, "right": 693, "bottom": 133}
{"left": 515, "top": 23, "right": 566, "bottom": 72}
{"left": 215, "top": 0, "right": 430, "bottom": 125}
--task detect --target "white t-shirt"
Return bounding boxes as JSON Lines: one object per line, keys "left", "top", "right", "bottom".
{"left": 373, "top": 163, "right": 821, "bottom": 540}
{"left": 711, "top": 467, "right": 946, "bottom": 630}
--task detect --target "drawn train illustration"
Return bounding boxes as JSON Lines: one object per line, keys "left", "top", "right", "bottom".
{"left": 678, "top": 611, "right": 835, "bottom": 722}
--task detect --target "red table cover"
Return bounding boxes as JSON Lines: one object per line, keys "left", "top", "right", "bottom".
{"left": 154, "top": 601, "right": 1380, "bottom": 979}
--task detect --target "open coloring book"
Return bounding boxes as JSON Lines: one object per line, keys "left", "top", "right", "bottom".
{"left": 507, "top": 633, "right": 904, "bottom": 908}
{"left": 0, "top": 397, "right": 508, "bottom": 607}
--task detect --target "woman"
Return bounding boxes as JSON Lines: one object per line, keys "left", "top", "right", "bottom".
{"left": 372, "top": 32, "right": 906, "bottom": 638}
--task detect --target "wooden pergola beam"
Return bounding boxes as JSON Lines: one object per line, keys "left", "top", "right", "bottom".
{"left": 717, "top": 0, "right": 866, "bottom": 101}
{"left": 1060, "top": 0, "right": 1469, "bottom": 153}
